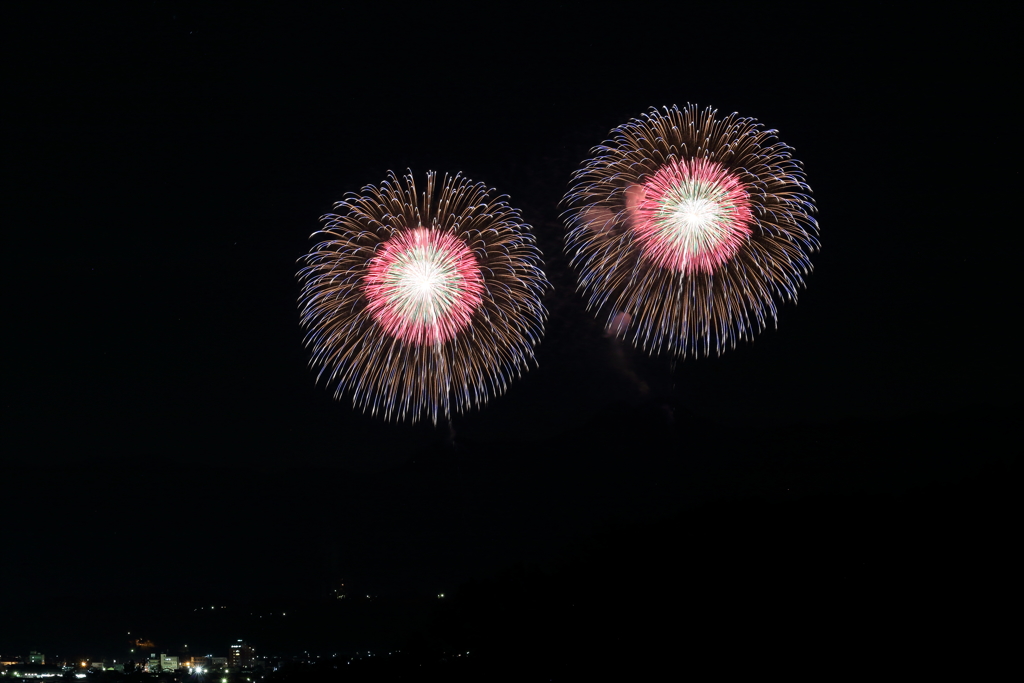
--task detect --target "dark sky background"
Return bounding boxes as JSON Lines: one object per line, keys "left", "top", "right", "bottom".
{"left": 4, "top": 2, "right": 1014, "bottom": 661}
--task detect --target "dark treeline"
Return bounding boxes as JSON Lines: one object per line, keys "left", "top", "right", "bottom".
{"left": 273, "top": 460, "right": 1011, "bottom": 679}
{"left": 4, "top": 454, "right": 1013, "bottom": 679}
{"left": 4, "top": 405, "right": 1015, "bottom": 677}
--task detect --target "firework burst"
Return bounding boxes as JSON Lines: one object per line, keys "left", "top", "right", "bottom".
{"left": 298, "top": 171, "right": 549, "bottom": 423}
{"left": 563, "top": 104, "right": 819, "bottom": 357}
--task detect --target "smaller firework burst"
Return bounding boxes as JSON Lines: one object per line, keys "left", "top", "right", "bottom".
{"left": 298, "top": 171, "right": 549, "bottom": 423}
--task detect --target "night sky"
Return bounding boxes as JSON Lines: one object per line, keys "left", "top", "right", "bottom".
{"left": 5, "top": 2, "right": 1014, "bottom": 665}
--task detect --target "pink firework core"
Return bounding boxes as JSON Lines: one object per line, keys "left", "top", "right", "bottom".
{"left": 629, "top": 158, "right": 753, "bottom": 274}
{"left": 364, "top": 228, "right": 484, "bottom": 345}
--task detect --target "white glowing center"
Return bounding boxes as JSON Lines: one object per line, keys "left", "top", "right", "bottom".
{"left": 670, "top": 198, "right": 720, "bottom": 234}
{"left": 407, "top": 259, "right": 442, "bottom": 295}
{"left": 384, "top": 248, "right": 462, "bottom": 323}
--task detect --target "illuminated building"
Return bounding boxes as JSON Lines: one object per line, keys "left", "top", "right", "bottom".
{"left": 146, "top": 655, "right": 178, "bottom": 672}
{"left": 190, "top": 656, "right": 211, "bottom": 669}
{"left": 229, "top": 641, "right": 255, "bottom": 669}
{"left": 28, "top": 652, "right": 44, "bottom": 665}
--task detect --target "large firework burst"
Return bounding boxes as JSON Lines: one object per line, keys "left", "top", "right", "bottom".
{"left": 563, "top": 104, "right": 819, "bottom": 357}
{"left": 298, "top": 171, "right": 549, "bottom": 423}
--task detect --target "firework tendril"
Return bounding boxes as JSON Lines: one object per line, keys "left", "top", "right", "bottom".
{"left": 298, "top": 171, "right": 549, "bottom": 423}
{"left": 563, "top": 104, "right": 819, "bottom": 357}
